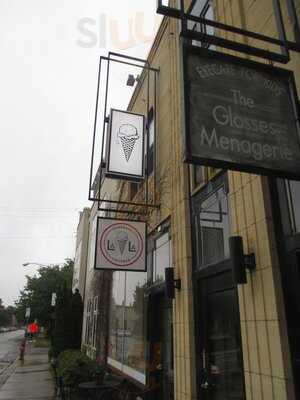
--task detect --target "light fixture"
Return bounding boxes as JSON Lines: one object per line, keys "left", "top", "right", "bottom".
{"left": 165, "top": 267, "right": 181, "bottom": 299}
{"left": 229, "top": 236, "right": 256, "bottom": 285}
{"left": 126, "top": 74, "right": 139, "bottom": 87}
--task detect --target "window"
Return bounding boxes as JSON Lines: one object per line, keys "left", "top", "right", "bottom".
{"left": 87, "top": 215, "right": 97, "bottom": 270}
{"left": 147, "top": 108, "right": 155, "bottom": 176}
{"left": 108, "top": 272, "right": 125, "bottom": 365}
{"left": 194, "top": 183, "right": 230, "bottom": 268}
{"left": 108, "top": 271, "right": 148, "bottom": 384}
{"left": 85, "top": 299, "right": 93, "bottom": 345}
{"left": 72, "top": 241, "right": 82, "bottom": 291}
{"left": 84, "top": 297, "right": 99, "bottom": 348}
{"left": 154, "top": 233, "right": 172, "bottom": 282}
{"left": 147, "top": 230, "right": 172, "bottom": 285}
{"left": 92, "top": 296, "right": 99, "bottom": 348}
{"left": 285, "top": 180, "right": 300, "bottom": 234}
{"left": 193, "top": 166, "right": 206, "bottom": 188}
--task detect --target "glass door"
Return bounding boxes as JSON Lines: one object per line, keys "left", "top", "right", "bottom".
{"left": 148, "top": 294, "right": 174, "bottom": 400}
{"left": 198, "top": 271, "right": 245, "bottom": 400}
{"left": 283, "top": 250, "right": 300, "bottom": 398}
{"left": 162, "top": 301, "right": 174, "bottom": 400}
{"left": 191, "top": 174, "right": 245, "bottom": 400}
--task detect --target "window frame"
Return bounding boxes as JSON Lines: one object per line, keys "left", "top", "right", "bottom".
{"left": 146, "top": 220, "right": 172, "bottom": 286}
{"left": 191, "top": 174, "right": 230, "bottom": 271}
{"left": 190, "top": 165, "right": 208, "bottom": 192}
{"left": 189, "top": 0, "right": 214, "bottom": 49}
{"left": 285, "top": 180, "right": 300, "bottom": 234}
{"left": 107, "top": 271, "right": 148, "bottom": 385}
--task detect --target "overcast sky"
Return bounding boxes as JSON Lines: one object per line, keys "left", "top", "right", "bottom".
{"left": 0, "top": 0, "right": 161, "bottom": 306}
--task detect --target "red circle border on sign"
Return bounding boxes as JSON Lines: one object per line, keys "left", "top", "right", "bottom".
{"left": 100, "top": 222, "right": 144, "bottom": 267}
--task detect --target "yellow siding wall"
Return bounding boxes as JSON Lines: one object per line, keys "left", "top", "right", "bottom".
{"left": 124, "top": 0, "right": 300, "bottom": 398}
{"left": 130, "top": 14, "right": 198, "bottom": 399}
{"left": 214, "top": 1, "right": 299, "bottom": 399}
{"left": 169, "top": 0, "right": 299, "bottom": 399}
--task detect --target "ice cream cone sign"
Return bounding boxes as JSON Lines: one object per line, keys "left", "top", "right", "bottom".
{"left": 118, "top": 124, "right": 139, "bottom": 162}
{"left": 106, "top": 109, "right": 145, "bottom": 180}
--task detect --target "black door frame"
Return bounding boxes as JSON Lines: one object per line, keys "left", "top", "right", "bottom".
{"left": 147, "top": 288, "right": 174, "bottom": 400}
{"left": 190, "top": 172, "right": 246, "bottom": 399}
{"left": 268, "top": 176, "right": 300, "bottom": 400}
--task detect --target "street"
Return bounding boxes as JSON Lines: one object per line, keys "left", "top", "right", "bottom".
{"left": 0, "top": 330, "right": 23, "bottom": 368}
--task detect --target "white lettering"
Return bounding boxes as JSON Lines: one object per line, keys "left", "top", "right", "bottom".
{"left": 198, "top": 125, "right": 293, "bottom": 162}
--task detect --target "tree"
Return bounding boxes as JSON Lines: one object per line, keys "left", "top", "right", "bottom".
{"left": 15, "top": 259, "right": 74, "bottom": 328}
{"left": 70, "top": 289, "right": 84, "bottom": 349}
{"left": 52, "top": 283, "right": 73, "bottom": 356}
{"left": 0, "top": 305, "right": 15, "bottom": 327}
{"left": 51, "top": 287, "right": 84, "bottom": 356}
{"left": 0, "top": 309, "right": 10, "bottom": 327}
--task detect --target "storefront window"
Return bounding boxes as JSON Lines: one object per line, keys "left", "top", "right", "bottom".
{"left": 123, "top": 272, "right": 147, "bottom": 381}
{"left": 195, "top": 184, "right": 230, "bottom": 268}
{"left": 108, "top": 270, "right": 147, "bottom": 384}
{"left": 108, "top": 272, "right": 125, "bottom": 364}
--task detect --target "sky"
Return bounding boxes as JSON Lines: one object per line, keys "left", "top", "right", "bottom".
{"left": 0, "top": 0, "right": 161, "bottom": 306}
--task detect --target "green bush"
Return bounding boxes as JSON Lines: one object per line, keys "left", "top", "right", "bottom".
{"left": 57, "top": 350, "right": 97, "bottom": 387}
{"left": 51, "top": 287, "right": 84, "bottom": 357}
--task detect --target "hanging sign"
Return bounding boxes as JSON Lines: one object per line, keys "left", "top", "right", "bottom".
{"left": 183, "top": 46, "right": 300, "bottom": 180}
{"left": 106, "top": 109, "right": 145, "bottom": 181}
{"left": 51, "top": 293, "right": 57, "bottom": 307}
{"left": 94, "top": 217, "right": 146, "bottom": 272}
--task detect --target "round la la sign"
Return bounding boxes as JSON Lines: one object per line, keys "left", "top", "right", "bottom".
{"left": 95, "top": 218, "right": 146, "bottom": 271}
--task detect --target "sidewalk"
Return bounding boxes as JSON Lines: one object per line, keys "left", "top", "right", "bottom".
{"left": 0, "top": 341, "right": 55, "bottom": 400}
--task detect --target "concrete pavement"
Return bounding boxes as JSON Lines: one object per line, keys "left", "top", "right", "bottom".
{"left": 0, "top": 330, "right": 24, "bottom": 388}
{"left": 0, "top": 330, "right": 24, "bottom": 363}
{"left": 0, "top": 341, "right": 55, "bottom": 400}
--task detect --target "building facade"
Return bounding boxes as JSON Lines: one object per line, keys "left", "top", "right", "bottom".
{"left": 79, "top": 1, "right": 300, "bottom": 399}
{"left": 81, "top": 178, "right": 120, "bottom": 360}
{"left": 72, "top": 208, "right": 90, "bottom": 297}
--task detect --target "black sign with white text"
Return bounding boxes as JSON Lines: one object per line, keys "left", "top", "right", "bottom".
{"left": 184, "top": 47, "right": 300, "bottom": 179}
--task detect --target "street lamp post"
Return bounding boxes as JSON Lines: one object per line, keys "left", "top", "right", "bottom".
{"left": 22, "top": 262, "right": 61, "bottom": 268}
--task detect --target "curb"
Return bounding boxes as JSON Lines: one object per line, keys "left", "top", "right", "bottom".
{"left": 0, "top": 357, "right": 19, "bottom": 388}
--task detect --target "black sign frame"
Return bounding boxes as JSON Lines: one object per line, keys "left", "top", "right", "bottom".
{"left": 182, "top": 44, "right": 300, "bottom": 181}
{"left": 105, "top": 108, "right": 146, "bottom": 182}
{"left": 157, "top": 0, "right": 300, "bottom": 64}
{"left": 88, "top": 52, "right": 160, "bottom": 215}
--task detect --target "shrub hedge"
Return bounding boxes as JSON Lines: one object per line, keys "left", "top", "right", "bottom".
{"left": 57, "top": 350, "right": 97, "bottom": 387}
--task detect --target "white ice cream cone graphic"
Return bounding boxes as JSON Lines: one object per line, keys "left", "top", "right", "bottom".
{"left": 118, "top": 124, "right": 139, "bottom": 162}
{"left": 116, "top": 232, "right": 128, "bottom": 255}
